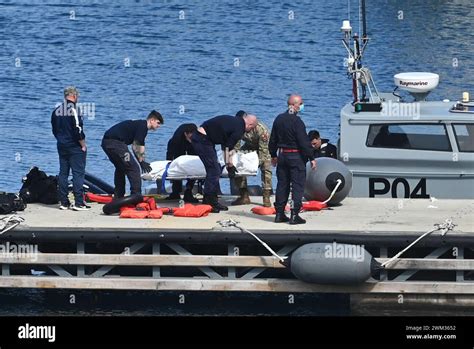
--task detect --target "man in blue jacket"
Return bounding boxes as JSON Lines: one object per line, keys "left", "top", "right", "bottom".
{"left": 51, "top": 86, "right": 89, "bottom": 210}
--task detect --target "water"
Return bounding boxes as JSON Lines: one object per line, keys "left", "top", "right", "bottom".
{"left": 1, "top": 0, "right": 473, "bottom": 193}
{"left": 0, "top": 0, "right": 473, "bottom": 316}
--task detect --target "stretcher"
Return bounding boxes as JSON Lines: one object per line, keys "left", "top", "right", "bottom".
{"left": 141, "top": 151, "right": 259, "bottom": 181}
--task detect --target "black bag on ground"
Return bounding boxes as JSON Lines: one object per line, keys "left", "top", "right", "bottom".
{"left": 19, "top": 167, "right": 59, "bottom": 205}
{"left": 0, "top": 192, "right": 26, "bottom": 214}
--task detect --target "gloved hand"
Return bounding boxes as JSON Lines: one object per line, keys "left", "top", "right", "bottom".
{"left": 140, "top": 161, "right": 152, "bottom": 173}
{"left": 226, "top": 165, "right": 238, "bottom": 178}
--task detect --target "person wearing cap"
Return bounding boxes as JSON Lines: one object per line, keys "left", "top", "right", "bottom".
{"left": 191, "top": 113, "right": 258, "bottom": 213}
{"left": 165, "top": 123, "right": 199, "bottom": 202}
{"left": 232, "top": 111, "right": 273, "bottom": 207}
{"left": 51, "top": 86, "right": 90, "bottom": 211}
{"left": 269, "top": 94, "right": 316, "bottom": 225}
{"left": 101, "top": 110, "right": 163, "bottom": 198}
{"left": 308, "top": 130, "right": 338, "bottom": 159}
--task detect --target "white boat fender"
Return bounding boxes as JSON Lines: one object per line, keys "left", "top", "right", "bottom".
{"left": 304, "top": 158, "right": 352, "bottom": 205}
{"left": 287, "top": 243, "right": 381, "bottom": 285}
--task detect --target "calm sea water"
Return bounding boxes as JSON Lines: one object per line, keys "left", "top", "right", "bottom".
{"left": 0, "top": 0, "right": 473, "bottom": 316}
{"left": 1, "top": 0, "right": 473, "bottom": 193}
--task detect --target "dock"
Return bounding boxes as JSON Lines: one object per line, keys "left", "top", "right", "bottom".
{"left": 1, "top": 196, "right": 473, "bottom": 313}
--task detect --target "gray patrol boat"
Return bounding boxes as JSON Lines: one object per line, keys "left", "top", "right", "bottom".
{"left": 338, "top": 5, "right": 474, "bottom": 200}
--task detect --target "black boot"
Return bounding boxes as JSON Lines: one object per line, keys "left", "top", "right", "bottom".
{"left": 289, "top": 210, "right": 306, "bottom": 225}
{"left": 183, "top": 189, "right": 199, "bottom": 203}
{"left": 274, "top": 211, "right": 289, "bottom": 223}
{"left": 203, "top": 194, "right": 220, "bottom": 213}
{"left": 165, "top": 192, "right": 181, "bottom": 200}
{"left": 212, "top": 194, "right": 228, "bottom": 211}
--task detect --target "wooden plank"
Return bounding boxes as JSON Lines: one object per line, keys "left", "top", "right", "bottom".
{"left": 0, "top": 253, "right": 284, "bottom": 268}
{"left": 392, "top": 247, "right": 450, "bottom": 281}
{"left": 91, "top": 243, "right": 145, "bottom": 277}
{"left": 377, "top": 258, "right": 474, "bottom": 270}
{"left": 1, "top": 253, "right": 472, "bottom": 270}
{"left": 0, "top": 276, "right": 473, "bottom": 294}
{"left": 166, "top": 243, "right": 222, "bottom": 279}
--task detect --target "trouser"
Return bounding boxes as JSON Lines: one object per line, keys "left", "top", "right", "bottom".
{"left": 191, "top": 132, "right": 222, "bottom": 196}
{"left": 57, "top": 143, "right": 86, "bottom": 206}
{"left": 235, "top": 158, "right": 272, "bottom": 191}
{"left": 101, "top": 138, "right": 142, "bottom": 198}
{"left": 274, "top": 152, "right": 306, "bottom": 213}
{"left": 171, "top": 179, "right": 196, "bottom": 194}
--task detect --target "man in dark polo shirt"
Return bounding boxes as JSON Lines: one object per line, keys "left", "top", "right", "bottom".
{"left": 191, "top": 113, "right": 258, "bottom": 212}
{"left": 269, "top": 94, "right": 316, "bottom": 225}
{"left": 101, "top": 110, "right": 163, "bottom": 198}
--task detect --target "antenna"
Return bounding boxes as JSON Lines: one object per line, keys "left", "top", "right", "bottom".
{"left": 341, "top": 0, "right": 381, "bottom": 110}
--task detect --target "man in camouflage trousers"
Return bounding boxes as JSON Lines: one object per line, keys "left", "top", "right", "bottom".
{"left": 232, "top": 111, "right": 273, "bottom": 207}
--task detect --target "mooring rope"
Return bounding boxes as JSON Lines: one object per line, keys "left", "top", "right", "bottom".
{"left": 322, "top": 179, "right": 342, "bottom": 204}
{"left": 0, "top": 215, "right": 25, "bottom": 235}
{"left": 381, "top": 219, "right": 457, "bottom": 268}
{"left": 217, "top": 219, "right": 287, "bottom": 263}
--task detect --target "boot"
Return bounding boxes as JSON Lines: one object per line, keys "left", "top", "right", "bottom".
{"left": 165, "top": 192, "right": 181, "bottom": 200}
{"left": 262, "top": 190, "right": 271, "bottom": 207}
{"left": 212, "top": 194, "right": 228, "bottom": 211}
{"left": 231, "top": 188, "right": 251, "bottom": 206}
{"left": 183, "top": 189, "right": 199, "bottom": 203}
{"left": 289, "top": 210, "right": 306, "bottom": 225}
{"left": 203, "top": 194, "right": 220, "bottom": 213}
{"left": 274, "top": 211, "right": 289, "bottom": 223}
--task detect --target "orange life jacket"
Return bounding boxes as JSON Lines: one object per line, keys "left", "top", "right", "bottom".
{"left": 251, "top": 206, "right": 276, "bottom": 215}
{"left": 119, "top": 205, "right": 136, "bottom": 213}
{"left": 143, "top": 197, "right": 157, "bottom": 210}
{"left": 120, "top": 209, "right": 149, "bottom": 219}
{"left": 302, "top": 201, "right": 327, "bottom": 211}
{"left": 172, "top": 204, "right": 213, "bottom": 217}
{"left": 147, "top": 209, "right": 164, "bottom": 219}
{"left": 136, "top": 202, "right": 151, "bottom": 211}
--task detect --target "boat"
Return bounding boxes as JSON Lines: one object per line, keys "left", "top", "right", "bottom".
{"left": 337, "top": 2, "right": 474, "bottom": 199}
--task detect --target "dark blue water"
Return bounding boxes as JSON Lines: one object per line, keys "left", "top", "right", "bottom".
{"left": 1, "top": 0, "right": 473, "bottom": 192}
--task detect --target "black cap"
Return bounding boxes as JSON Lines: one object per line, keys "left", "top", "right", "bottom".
{"left": 235, "top": 110, "right": 247, "bottom": 118}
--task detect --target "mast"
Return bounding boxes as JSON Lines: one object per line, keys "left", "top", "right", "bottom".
{"left": 341, "top": 0, "right": 381, "bottom": 110}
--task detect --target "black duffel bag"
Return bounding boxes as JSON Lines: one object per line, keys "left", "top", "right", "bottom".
{"left": 19, "top": 167, "right": 58, "bottom": 205}
{"left": 0, "top": 192, "right": 27, "bottom": 214}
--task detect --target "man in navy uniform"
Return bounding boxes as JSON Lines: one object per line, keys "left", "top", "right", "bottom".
{"left": 191, "top": 113, "right": 258, "bottom": 212}
{"left": 51, "top": 86, "right": 89, "bottom": 211}
{"left": 308, "top": 130, "right": 338, "bottom": 159}
{"left": 166, "top": 123, "right": 199, "bottom": 202}
{"left": 101, "top": 110, "right": 163, "bottom": 198}
{"left": 269, "top": 94, "right": 316, "bottom": 224}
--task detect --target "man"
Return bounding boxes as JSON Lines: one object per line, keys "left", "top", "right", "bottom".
{"left": 232, "top": 111, "right": 272, "bottom": 207}
{"left": 191, "top": 113, "right": 258, "bottom": 213}
{"left": 101, "top": 110, "right": 163, "bottom": 198}
{"left": 51, "top": 86, "right": 89, "bottom": 211}
{"left": 166, "top": 123, "right": 199, "bottom": 202}
{"left": 308, "top": 130, "right": 338, "bottom": 159}
{"left": 269, "top": 94, "right": 316, "bottom": 225}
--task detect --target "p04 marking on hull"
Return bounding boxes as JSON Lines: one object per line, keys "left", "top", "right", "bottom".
{"left": 369, "top": 178, "right": 430, "bottom": 199}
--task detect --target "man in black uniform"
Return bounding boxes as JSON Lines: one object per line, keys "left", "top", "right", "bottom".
{"left": 191, "top": 113, "right": 258, "bottom": 212}
{"left": 308, "top": 130, "right": 338, "bottom": 159}
{"left": 166, "top": 123, "right": 199, "bottom": 202}
{"left": 101, "top": 110, "right": 163, "bottom": 198}
{"left": 269, "top": 94, "right": 316, "bottom": 225}
{"left": 51, "top": 86, "right": 89, "bottom": 211}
